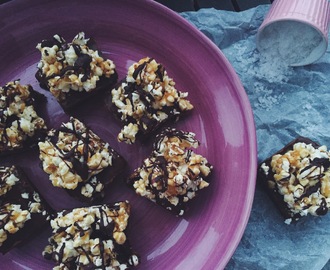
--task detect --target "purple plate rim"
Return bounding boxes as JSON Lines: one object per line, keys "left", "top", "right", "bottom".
{"left": 0, "top": 0, "right": 257, "bottom": 269}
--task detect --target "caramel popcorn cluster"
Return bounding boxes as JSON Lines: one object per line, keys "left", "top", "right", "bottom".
{"left": 0, "top": 204, "right": 31, "bottom": 246}
{"left": 38, "top": 117, "right": 114, "bottom": 199}
{"left": 36, "top": 32, "right": 116, "bottom": 98}
{"left": 129, "top": 128, "right": 212, "bottom": 216}
{"left": 110, "top": 57, "right": 193, "bottom": 144}
{"left": 0, "top": 166, "right": 51, "bottom": 251}
{"left": 261, "top": 141, "right": 330, "bottom": 224}
{"left": 43, "top": 202, "right": 139, "bottom": 269}
{"left": 0, "top": 80, "right": 47, "bottom": 153}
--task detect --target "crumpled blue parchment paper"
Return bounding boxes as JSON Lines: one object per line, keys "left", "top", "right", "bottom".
{"left": 181, "top": 5, "right": 330, "bottom": 270}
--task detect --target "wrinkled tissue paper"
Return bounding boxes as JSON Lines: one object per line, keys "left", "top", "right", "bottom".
{"left": 181, "top": 5, "right": 330, "bottom": 270}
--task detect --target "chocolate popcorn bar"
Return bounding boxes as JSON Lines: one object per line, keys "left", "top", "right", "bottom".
{"left": 38, "top": 117, "right": 125, "bottom": 203}
{"left": 106, "top": 57, "right": 193, "bottom": 144}
{"left": 43, "top": 201, "right": 139, "bottom": 269}
{"left": 258, "top": 137, "right": 330, "bottom": 224}
{"left": 128, "top": 128, "right": 212, "bottom": 216}
{"left": 0, "top": 80, "right": 47, "bottom": 155}
{"left": 0, "top": 165, "right": 52, "bottom": 253}
{"left": 36, "top": 32, "right": 118, "bottom": 111}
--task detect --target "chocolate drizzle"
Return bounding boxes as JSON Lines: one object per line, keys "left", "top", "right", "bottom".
{"left": 55, "top": 118, "right": 90, "bottom": 180}
{"left": 132, "top": 60, "right": 148, "bottom": 80}
{"left": 153, "top": 128, "right": 199, "bottom": 152}
{"left": 132, "top": 58, "right": 164, "bottom": 83}
{"left": 155, "top": 64, "right": 165, "bottom": 82}
{"left": 40, "top": 35, "right": 64, "bottom": 49}
{"left": 0, "top": 210, "right": 10, "bottom": 228}
{"left": 45, "top": 53, "right": 93, "bottom": 83}
{"left": 148, "top": 156, "right": 168, "bottom": 192}
{"left": 316, "top": 198, "right": 328, "bottom": 215}
{"left": 300, "top": 157, "right": 330, "bottom": 179}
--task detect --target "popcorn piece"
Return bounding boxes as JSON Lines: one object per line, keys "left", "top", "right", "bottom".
{"left": 35, "top": 32, "right": 118, "bottom": 111}
{"left": 43, "top": 201, "right": 139, "bottom": 269}
{"left": 0, "top": 165, "right": 52, "bottom": 253}
{"left": 0, "top": 80, "right": 47, "bottom": 155}
{"left": 258, "top": 137, "right": 330, "bottom": 224}
{"left": 38, "top": 117, "right": 125, "bottom": 203}
{"left": 106, "top": 57, "right": 193, "bottom": 144}
{"left": 128, "top": 128, "right": 212, "bottom": 216}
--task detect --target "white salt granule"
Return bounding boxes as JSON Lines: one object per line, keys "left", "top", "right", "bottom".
{"left": 227, "top": 41, "right": 289, "bottom": 110}
{"left": 254, "top": 82, "right": 285, "bottom": 110}
{"left": 230, "top": 41, "right": 292, "bottom": 84}
{"left": 257, "top": 20, "right": 325, "bottom": 66}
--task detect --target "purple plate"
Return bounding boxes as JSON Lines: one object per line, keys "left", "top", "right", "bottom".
{"left": 0, "top": 0, "right": 257, "bottom": 269}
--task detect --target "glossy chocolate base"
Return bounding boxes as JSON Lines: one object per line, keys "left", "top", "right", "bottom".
{"left": 36, "top": 71, "right": 118, "bottom": 112}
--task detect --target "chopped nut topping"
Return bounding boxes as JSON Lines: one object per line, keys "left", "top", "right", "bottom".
{"left": 110, "top": 57, "right": 193, "bottom": 144}
{"left": 0, "top": 80, "right": 47, "bottom": 153}
{"left": 43, "top": 201, "right": 139, "bottom": 269}
{"left": 129, "top": 128, "right": 212, "bottom": 216}
{"left": 36, "top": 32, "right": 116, "bottom": 102}
{"left": 261, "top": 141, "right": 330, "bottom": 222}
{"left": 38, "top": 117, "right": 118, "bottom": 200}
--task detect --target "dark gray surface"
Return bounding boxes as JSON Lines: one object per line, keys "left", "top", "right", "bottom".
{"left": 155, "top": 0, "right": 273, "bottom": 11}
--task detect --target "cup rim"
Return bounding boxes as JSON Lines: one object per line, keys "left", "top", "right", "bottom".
{"left": 256, "top": 18, "right": 329, "bottom": 66}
